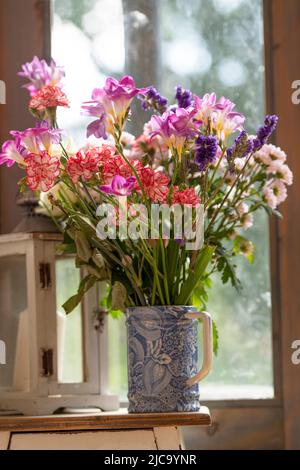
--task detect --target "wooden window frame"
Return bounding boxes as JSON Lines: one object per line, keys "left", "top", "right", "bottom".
{"left": 0, "top": 0, "right": 300, "bottom": 449}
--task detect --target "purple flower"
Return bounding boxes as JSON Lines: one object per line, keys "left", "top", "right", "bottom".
{"left": 18, "top": 56, "right": 65, "bottom": 96}
{"left": 81, "top": 101, "right": 105, "bottom": 118}
{"left": 139, "top": 86, "right": 168, "bottom": 114}
{"left": 99, "top": 175, "right": 136, "bottom": 196}
{"left": 253, "top": 115, "right": 279, "bottom": 150}
{"left": 227, "top": 130, "right": 254, "bottom": 159}
{"left": 104, "top": 75, "right": 139, "bottom": 100}
{"left": 82, "top": 76, "right": 140, "bottom": 137}
{"left": 175, "top": 238, "right": 186, "bottom": 247}
{"left": 175, "top": 86, "right": 193, "bottom": 108}
{"left": 149, "top": 107, "right": 197, "bottom": 158}
{"left": 82, "top": 100, "right": 107, "bottom": 138}
{"left": 195, "top": 135, "right": 218, "bottom": 171}
{"left": 86, "top": 117, "right": 107, "bottom": 139}
{"left": 0, "top": 140, "right": 25, "bottom": 167}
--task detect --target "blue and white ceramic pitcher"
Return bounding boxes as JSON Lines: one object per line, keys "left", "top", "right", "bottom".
{"left": 126, "top": 306, "right": 213, "bottom": 413}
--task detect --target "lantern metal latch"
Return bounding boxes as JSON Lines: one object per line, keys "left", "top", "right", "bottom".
{"left": 41, "top": 348, "right": 54, "bottom": 377}
{"left": 39, "top": 263, "right": 51, "bottom": 289}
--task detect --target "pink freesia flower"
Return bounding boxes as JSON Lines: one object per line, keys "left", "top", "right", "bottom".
{"left": 194, "top": 93, "right": 245, "bottom": 141}
{"left": 0, "top": 140, "right": 25, "bottom": 167}
{"left": 82, "top": 76, "right": 140, "bottom": 138}
{"left": 193, "top": 93, "right": 217, "bottom": 126}
{"left": 149, "top": 107, "right": 197, "bottom": 159}
{"left": 30, "top": 85, "right": 69, "bottom": 110}
{"left": 214, "top": 110, "right": 245, "bottom": 142}
{"left": 18, "top": 56, "right": 65, "bottom": 96}
{"left": 99, "top": 175, "right": 136, "bottom": 196}
{"left": 137, "top": 167, "right": 170, "bottom": 203}
{"left": 11, "top": 122, "right": 62, "bottom": 154}
{"left": 10, "top": 128, "right": 44, "bottom": 154}
{"left": 25, "top": 151, "right": 60, "bottom": 192}
{"left": 0, "top": 122, "right": 63, "bottom": 167}
{"left": 171, "top": 187, "right": 200, "bottom": 207}
{"left": 102, "top": 154, "right": 143, "bottom": 183}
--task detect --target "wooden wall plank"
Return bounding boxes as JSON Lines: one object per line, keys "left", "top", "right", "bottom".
{"left": 182, "top": 406, "right": 284, "bottom": 450}
{"left": 0, "top": 0, "right": 51, "bottom": 234}
{"left": 264, "top": 0, "right": 300, "bottom": 450}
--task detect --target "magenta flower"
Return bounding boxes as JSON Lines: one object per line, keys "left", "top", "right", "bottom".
{"left": 18, "top": 56, "right": 65, "bottom": 96}
{"left": 99, "top": 175, "right": 136, "bottom": 196}
{"left": 149, "top": 107, "right": 197, "bottom": 158}
{"left": 0, "top": 140, "right": 25, "bottom": 167}
{"left": 82, "top": 76, "right": 140, "bottom": 138}
{"left": 104, "top": 76, "right": 139, "bottom": 100}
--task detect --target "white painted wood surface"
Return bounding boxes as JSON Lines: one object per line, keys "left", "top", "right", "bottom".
{"left": 9, "top": 430, "right": 159, "bottom": 450}
{"left": 0, "top": 432, "right": 10, "bottom": 450}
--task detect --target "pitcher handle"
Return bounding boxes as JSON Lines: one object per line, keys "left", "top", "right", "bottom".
{"left": 185, "top": 311, "right": 213, "bottom": 387}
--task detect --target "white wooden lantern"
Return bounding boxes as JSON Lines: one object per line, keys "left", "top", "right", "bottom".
{"left": 0, "top": 232, "right": 119, "bottom": 416}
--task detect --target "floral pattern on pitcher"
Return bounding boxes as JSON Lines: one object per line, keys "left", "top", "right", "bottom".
{"left": 126, "top": 306, "right": 201, "bottom": 413}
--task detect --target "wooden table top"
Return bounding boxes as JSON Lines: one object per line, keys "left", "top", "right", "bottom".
{"left": 0, "top": 407, "right": 211, "bottom": 432}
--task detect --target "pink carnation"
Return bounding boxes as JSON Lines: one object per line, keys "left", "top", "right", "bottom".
{"left": 66, "top": 146, "right": 112, "bottom": 183}
{"left": 137, "top": 167, "right": 170, "bottom": 203}
{"left": 29, "top": 85, "right": 69, "bottom": 110}
{"left": 102, "top": 154, "right": 143, "bottom": 183}
{"left": 26, "top": 151, "right": 60, "bottom": 192}
{"left": 171, "top": 187, "right": 200, "bottom": 207}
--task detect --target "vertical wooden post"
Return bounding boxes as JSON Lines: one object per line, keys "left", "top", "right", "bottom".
{"left": 122, "top": 0, "right": 161, "bottom": 134}
{"left": 264, "top": 0, "right": 300, "bottom": 450}
{"left": 0, "top": 0, "right": 51, "bottom": 234}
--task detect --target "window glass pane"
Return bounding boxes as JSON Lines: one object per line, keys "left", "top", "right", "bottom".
{"left": 56, "top": 258, "right": 84, "bottom": 383}
{"left": 108, "top": 314, "right": 128, "bottom": 396}
{"left": 0, "top": 255, "right": 29, "bottom": 393}
{"left": 52, "top": 0, "right": 273, "bottom": 399}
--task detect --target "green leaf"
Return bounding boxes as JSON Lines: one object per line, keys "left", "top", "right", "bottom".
{"left": 63, "top": 274, "right": 96, "bottom": 314}
{"left": 221, "top": 257, "right": 241, "bottom": 289}
{"left": 110, "top": 309, "right": 124, "bottom": 319}
{"left": 111, "top": 281, "right": 127, "bottom": 311}
{"left": 213, "top": 320, "right": 219, "bottom": 356}
{"left": 56, "top": 243, "right": 76, "bottom": 255}
{"left": 75, "top": 230, "right": 92, "bottom": 263}
{"left": 175, "top": 245, "right": 215, "bottom": 305}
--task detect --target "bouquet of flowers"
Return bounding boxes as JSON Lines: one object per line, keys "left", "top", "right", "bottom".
{"left": 0, "top": 57, "right": 293, "bottom": 331}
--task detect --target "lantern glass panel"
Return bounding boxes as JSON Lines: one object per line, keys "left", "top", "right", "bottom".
{"left": 0, "top": 255, "right": 29, "bottom": 392}
{"left": 55, "top": 258, "right": 84, "bottom": 384}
